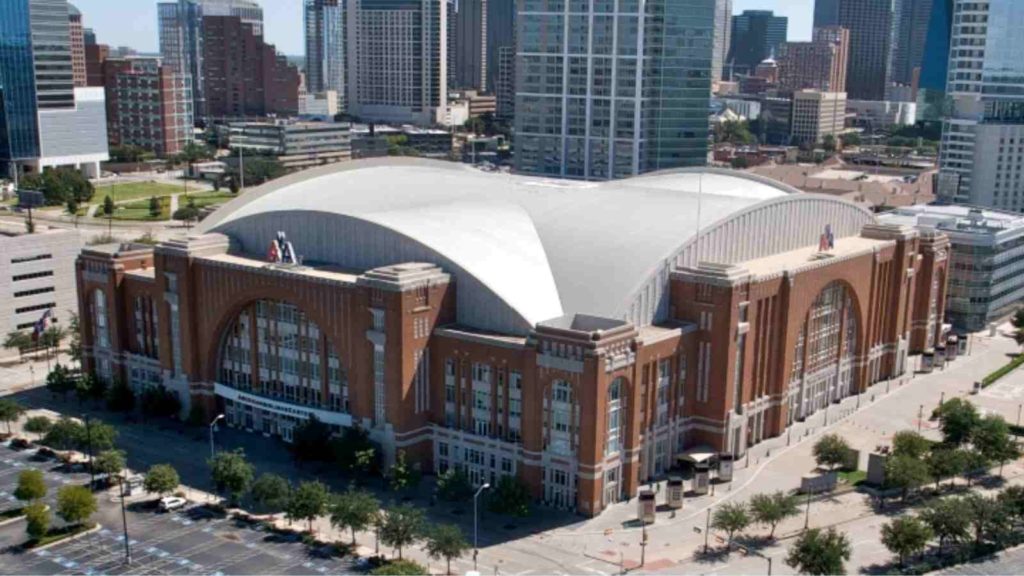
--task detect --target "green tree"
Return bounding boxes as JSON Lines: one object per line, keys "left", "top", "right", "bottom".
{"left": 962, "top": 448, "right": 990, "bottom": 486}
{"left": 998, "top": 485, "right": 1024, "bottom": 526}
{"left": 172, "top": 203, "right": 200, "bottom": 227}
{"left": 93, "top": 449, "right": 126, "bottom": 479}
{"left": 892, "top": 431, "right": 931, "bottom": 459}
{"left": 106, "top": 378, "right": 135, "bottom": 412}
{"left": 463, "top": 116, "right": 486, "bottom": 135}
{"left": 178, "top": 141, "right": 214, "bottom": 165}
{"left": 378, "top": 503, "right": 427, "bottom": 559}
{"left": 330, "top": 487, "right": 381, "bottom": 547}
{"left": 208, "top": 449, "right": 254, "bottom": 506}
{"left": 730, "top": 156, "right": 750, "bottom": 169}
{"left": 885, "top": 454, "right": 931, "bottom": 501}
{"left": 84, "top": 419, "right": 118, "bottom": 452}
{"left": 711, "top": 502, "right": 751, "bottom": 548}
{"left": 144, "top": 464, "right": 180, "bottom": 497}
{"left": 41, "top": 417, "right": 85, "bottom": 451}
{"left": 1013, "top": 308, "right": 1024, "bottom": 346}
{"left": 937, "top": 398, "right": 980, "bottom": 446}
{"left": 3, "top": 331, "right": 32, "bottom": 355}
{"left": 822, "top": 134, "right": 837, "bottom": 153}
{"left": 388, "top": 450, "right": 421, "bottom": 493}
{"left": 250, "top": 473, "right": 290, "bottom": 512}
{"left": 813, "top": 433, "right": 850, "bottom": 471}
{"left": 56, "top": 485, "right": 97, "bottom": 526}
{"left": 925, "top": 448, "right": 966, "bottom": 489}
{"left": 291, "top": 415, "right": 333, "bottom": 463}
{"left": 140, "top": 386, "right": 182, "bottom": 420}
{"left": 24, "top": 501, "right": 50, "bottom": 540}
{"left": 881, "top": 516, "right": 933, "bottom": 567}
{"left": 426, "top": 524, "right": 470, "bottom": 575}
{"left": 20, "top": 168, "right": 94, "bottom": 205}
{"left": 14, "top": 469, "right": 47, "bottom": 502}
{"left": 920, "top": 497, "right": 971, "bottom": 550}
{"left": 109, "top": 144, "right": 148, "bottom": 163}
{"left": 0, "top": 399, "right": 23, "bottom": 435}
{"left": 369, "top": 560, "right": 428, "bottom": 576}
{"left": 23, "top": 415, "right": 52, "bottom": 440}
{"left": 973, "top": 414, "right": 1020, "bottom": 476}
{"left": 229, "top": 178, "right": 240, "bottom": 195}
{"left": 841, "top": 133, "right": 862, "bottom": 147}
{"left": 68, "top": 313, "right": 83, "bottom": 367}
{"left": 749, "top": 491, "right": 801, "bottom": 539}
{"left": 41, "top": 325, "right": 65, "bottom": 354}
{"left": 435, "top": 468, "right": 474, "bottom": 503}
{"left": 487, "top": 475, "right": 531, "bottom": 517}
{"left": 785, "top": 527, "right": 851, "bottom": 575}
{"left": 45, "top": 364, "right": 74, "bottom": 400}
{"left": 66, "top": 197, "right": 79, "bottom": 224}
{"left": 83, "top": 373, "right": 107, "bottom": 404}
{"left": 287, "top": 480, "right": 330, "bottom": 533}
{"left": 965, "top": 493, "right": 1010, "bottom": 546}
{"left": 102, "top": 195, "right": 115, "bottom": 217}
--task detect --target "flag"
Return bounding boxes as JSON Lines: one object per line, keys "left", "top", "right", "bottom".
{"left": 826, "top": 224, "right": 835, "bottom": 249}
{"left": 267, "top": 239, "right": 281, "bottom": 263}
{"left": 32, "top": 308, "right": 52, "bottom": 341}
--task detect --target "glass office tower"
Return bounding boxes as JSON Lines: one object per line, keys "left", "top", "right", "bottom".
{"left": 938, "top": 0, "right": 1024, "bottom": 210}
{"left": 514, "top": 0, "right": 715, "bottom": 180}
{"left": 304, "top": 0, "right": 346, "bottom": 111}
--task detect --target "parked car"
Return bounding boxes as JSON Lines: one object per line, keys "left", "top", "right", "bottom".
{"left": 158, "top": 496, "right": 188, "bottom": 512}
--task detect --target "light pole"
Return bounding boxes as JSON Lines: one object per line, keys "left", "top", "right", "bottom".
{"left": 118, "top": 466, "right": 132, "bottom": 564}
{"left": 804, "top": 490, "right": 813, "bottom": 530}
{"left": 208, "top": 414, "right": 225, "bottom": 459}
{"left": 917, "top": 405, "right": 924, "bottom": 432}
{"left": 703, "top": 508, "right": 711, "bottom": 554}
{"left": 473, "top": 483, "right": 491, "bottom": 570}
{"left": 84, "top": 415, "right": 95, "bottom": 489}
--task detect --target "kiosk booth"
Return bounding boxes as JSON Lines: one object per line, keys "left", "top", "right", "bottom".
{"left": 638, "top": 490, "right": 656, "bottom": 524}
{"left": 667, "top": 477, "right": 684, "bottom": 510}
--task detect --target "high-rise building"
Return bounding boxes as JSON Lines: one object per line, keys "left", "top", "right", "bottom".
{"left": 915, "top": 0, "right": 951, "bottom": 124}
{"left": 938, "top": 0, "right": 1024, "bottom": 210}
{"left": 304, "top": 0, "right": 346, "bottom": 111}
{"left": 814, "top": 0, "right": 840, "bottom": 27}
{"left": 790, "top": 90, "right": 847, "bottom": 146}
{"left": 102, "top": 57, "right": 194, "bottom": 157}
{"left": 201, "top": 15, "right": 300, "bottom": 121}
{"left": 452, "top": 0, "right": 486, "bottom": 92}
{"left": 345, "top": 0, "right": 448, "bottom": 126}
{"left": 67, "top": 3, "right": 86, "bottom": 87}
{"left": 485, "top": 0, "right": 513, "bottom": 94}
{"left": 818, "top": 0, "right": 895, "bottom": 101}
{"left": 712, "top": 0, "right": 732, "bottom": 81}
{"left": 777, "top": 26, "right": 849, "bottom": 93}
{"left": 515, "top": 0, "right": 715, "bottom": 180}
{"left": 0, "top": 0, "right": 109, "bottom": 179}
{"left": 728, "top": 10, "right": 787, "bottom": 76}
{"left": 84, "top": 42, "right": 109, "bottom": 87}
{"left": 890, "top": 0, "right": 934, "bottom": 89}
{"left": 495, "top": 44, "right": 514, "bottom": 120}
{"left": 158, "top": 0, "right": 263, "bottom": 122}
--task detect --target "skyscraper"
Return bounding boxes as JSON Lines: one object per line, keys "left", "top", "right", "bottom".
{"left": 485, "top": 0, "right": 514, "bottom": 94}
{"left": 712, "top": 0, "right": 732, "bottom": 81}
{"left": 158, "top": 0, "right": 263, "bottom": 122}
{"left": 102, "top": 57, "right": 194, "bottom": 157}
{"left": 515, "top": 0, "right": 715, "bottom": 180}
{"left": 938, "top": 0, "right": 1024, "bottom": 210}
{"left": 817, "top": 0, "right": 895, "bottom": 101}
{"left": 915, "top": 0, "right": 951, "bottom": 124}
{"left": 304, "top": 0, "right": 346, "bottom": 111}
{"left": 728, "top": 10, "right": 787, "bottom": 76}
{"left": 451, "top": 0, "right": 486, "bottom": 92}
{"left": 345, "top": 0, "right": 448, "bottom": 126}
{"left": 777, "top": 26, "right": 849, "bottom": 93}
{"left": 67, "top": 3, "right": 86, "bottom": 87}
{"left": 0, "top": 0, "right": 108, "bottom": 179}
{"left": 890, "top": 0, "right": 935, "bottom": 88}
{"left": 202, "top": 15, "right": 300, "bottom": 120}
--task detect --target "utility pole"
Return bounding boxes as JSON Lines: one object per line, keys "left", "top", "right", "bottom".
{"left": 918, "top": 404, "right": 924, "bottom": 432}
{"left": 118, "top": 472, "right": 132, "bottom": 564}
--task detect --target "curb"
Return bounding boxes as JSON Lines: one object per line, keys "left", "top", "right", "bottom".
{"left": 30, "top": 522, "right": 101, "bottom": 552}
{"left": 0, "top": 504, "right": 50, "bottom": 528}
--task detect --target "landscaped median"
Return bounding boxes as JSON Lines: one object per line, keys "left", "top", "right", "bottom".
{"left": 23, "top": 522, "right": 99, "bottom": 551}
{"left": 980, "top": 353, "right": 1024, "bottom": 389}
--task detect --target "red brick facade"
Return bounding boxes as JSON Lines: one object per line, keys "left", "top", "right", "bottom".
{"left": 77, "top": 220, "right": 949, "bottom": 517}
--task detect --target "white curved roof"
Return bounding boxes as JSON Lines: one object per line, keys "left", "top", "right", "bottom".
{"left": 202, "top": 159, "right": 818, "bottom": 333}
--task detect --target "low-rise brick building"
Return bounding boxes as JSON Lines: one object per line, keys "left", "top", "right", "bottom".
{"left": 76, "top": 158, "right": 949, "bottom": 516}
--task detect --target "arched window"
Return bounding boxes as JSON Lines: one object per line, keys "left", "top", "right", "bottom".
{"left": 92, "top": 289, "right": 109, "bottom": 349}
{"left": 218, "top": 300, "right": 347, "bottom": 413}
{"left": 788, "top": 282, "right": 858, "bottom": 421}
{"left": 606, "top": 378, "right": 625, "bottom": 456}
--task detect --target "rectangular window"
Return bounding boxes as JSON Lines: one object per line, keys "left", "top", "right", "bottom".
{"left": 10, "top": 254, "right": 52, "bottom": 264}
{"left": 15, "top": 302, "right": 55, "bottom": 315}
{"left": 13, "top": 287, "right": 55, "bottom": 298}
{"left": 374, "top": 346, "right": 386, "bottom": 424}
{"left": 12, "top": 270, "right": 54, "bottom": 282}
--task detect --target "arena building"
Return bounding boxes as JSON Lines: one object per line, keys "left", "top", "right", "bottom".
{"left": 76, "top": 158, "right": 950, "bottom": 516}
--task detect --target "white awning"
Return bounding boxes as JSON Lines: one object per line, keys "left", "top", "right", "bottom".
{"left": 678, "top": 446, "right": 717, "bottom": 464}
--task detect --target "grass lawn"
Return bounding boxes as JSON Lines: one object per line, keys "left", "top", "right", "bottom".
{"left": 110, "top": 196, "right": 171, "bottom": 221}
{"left": 186, "top": 190, "right": 236, "bottom": 210}
{"left": 839, "top": 469, "right": 867, "bottom": 486}
{"left": 94, "top": 180, "right": 198, "bottom": 204}
{"left": 24, "top": 523, "right": 96, "bottom": 550}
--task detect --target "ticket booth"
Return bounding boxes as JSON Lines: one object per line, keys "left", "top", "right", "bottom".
{"left": 717, "top": 454, "right": 735, "bottom": 483}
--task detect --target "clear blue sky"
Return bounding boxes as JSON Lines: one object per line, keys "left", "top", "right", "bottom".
{"left": 71, "top": 0, "right": 814, "bottom": 56}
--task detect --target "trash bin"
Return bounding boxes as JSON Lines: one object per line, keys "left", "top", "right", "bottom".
{"left": 638, "top": 490, "right": 656, "bottom": 524}
{"left": 692, "top": 462, "right": 710, "bottom": 495}
{"left": 667, "top": 477, "right": 684, "bottom": 510}
{"left": 717, "top": 454, "right": 735, "bottom": 483}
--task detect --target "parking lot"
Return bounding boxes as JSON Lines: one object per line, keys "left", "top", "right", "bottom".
{"left": 0, "top": 442, "right": 92, "bottom": 522}
{"left": 0, "top": 444, "right": 356, "bottom": 576}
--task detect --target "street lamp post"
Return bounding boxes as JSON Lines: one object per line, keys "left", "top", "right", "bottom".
{"left": 118, "top": 467, "right": 132, "bottom": 564}
{"left": 703, "top": 508, "right": 711, "bottom": 554}
{"left": 917, "top": 405, "right": 924, "bottom": 432}
{"left": 473, "top": 483, "right": 491, "bottom": 570}
{"left": 84, "top": 415, "right": 95, "bottom": 488}
{"left": 804, "top": 490, "right": 813, "bottom": 530}
{"left": 209, "top": 414, "right": 225, "bottom": 459}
